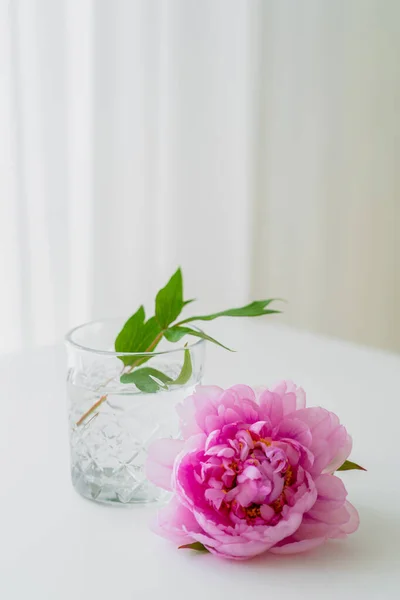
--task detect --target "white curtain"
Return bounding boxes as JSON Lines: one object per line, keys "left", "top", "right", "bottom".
{"left": 1, "top": 0, "right": 399, "bottom": 354}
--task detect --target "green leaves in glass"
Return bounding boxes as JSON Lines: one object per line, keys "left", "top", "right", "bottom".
{"left": 120, "top": 367, "right": 172, "bottom": 392}
{"left": 120, "top": 349, "right": 193, "bottom": 392}
{"left": 155, "top": 267, "right": 184, "bottom": 329}
{"left": 114, "top": 267, "right": 282, "bottom": 392}
{"left": 337, "top": 460, "right": 366, "bottom": 472}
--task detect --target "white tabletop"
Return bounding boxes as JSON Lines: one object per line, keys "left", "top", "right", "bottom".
{"left": 1, "top": 320, "right": 399, "bottom": 599}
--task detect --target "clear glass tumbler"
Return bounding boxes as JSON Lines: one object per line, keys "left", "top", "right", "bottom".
{"left": 65, "top": 319, "right": 205, "bottom": 505}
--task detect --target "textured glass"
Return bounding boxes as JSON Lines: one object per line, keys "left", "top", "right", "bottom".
{"left": 66, "top": 319, "right": 205, "bottom": 505}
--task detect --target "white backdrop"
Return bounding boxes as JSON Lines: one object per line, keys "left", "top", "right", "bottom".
{"left": 1, "top": 0, "right": 399, "bottom": 354}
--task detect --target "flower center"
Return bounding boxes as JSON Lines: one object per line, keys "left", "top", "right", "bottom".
{"left": 244, "top": 504, "right": 261, "bottom": 520}
{"left": 201, "top": 424, "right": 300, "bottom": 525}
{"left": 283, "top": 464, "right": 294, "bottom": 488}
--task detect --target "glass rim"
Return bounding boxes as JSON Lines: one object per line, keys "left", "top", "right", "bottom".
{"left": 65, "top": 317, "right": 205, "bottom": 357}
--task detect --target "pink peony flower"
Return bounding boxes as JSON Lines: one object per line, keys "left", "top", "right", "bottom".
{"left": 146, "top": 382, "right": 359, "bottom": 560}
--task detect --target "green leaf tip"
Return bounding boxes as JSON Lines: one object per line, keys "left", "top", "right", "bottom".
{"left": 176, "top": 298, "right": 282, "bottom": 326}
{"left": 337, "top": 460, "right": 367, "bottom": 472}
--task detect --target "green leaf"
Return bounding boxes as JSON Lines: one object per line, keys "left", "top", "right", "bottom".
{"left": 337, "top": 460, "right": 366, "bottom": 472}
{"left": 140, "top": 316, "right": 162, "bottom": 351}
{"left": 120, "top": 350, "right": 192, "bottom": 392}
{"left": 115, "top": 306, "right": 146, "bottom": 366}
{"left": 163, "top": 327, "right": 189, "bottom": 343}
{"left": 155, "top": 268, "right": 184, "bottom": 329}
{"left": 120, "top": 367, "right": 173, "bottom": 392}
{"left": 120, "top": 350, "right": 192, "bottom": 391}
{"left": 178, "top": 542, "right": 208, "bottom": 552}
{"left": 115, "top": 308, "right": 162, "bottom": 367}
{"left": 176, "top": 299, "right": 281, "bottom": 325}
{"left": 183, "top": 298, "right": 196, "bottom": 307}
{"left": 173, "top": 348, "right": 192, "bottom": 385}
{"left": 165, "top": 326, "right": 234, "bottom": 351}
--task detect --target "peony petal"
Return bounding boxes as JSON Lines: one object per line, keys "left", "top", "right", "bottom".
{"left": 323, "top": 430, "right": 352, "bottom": 474}
{"left": 259, "top": 390, "right": 284, "bottom": 426}
{"left": 290, "top": 383, "right": 306, "bottom": 410}
{"left": 293, "top": 407, "right": 351, "bottom": 475}
{"left": 260, "top": 504, "right": 275, "bottom": 521}
{"left": 270, "top": 537, "right": 326, "bottom": 554}
{"left": 147, "top": 436, "right": 205, "bottom": 495}
{"left": 193, "top": 499, "right": 308, "bottom": 558}
{"left": 339, "top": 501, "right": 360, "bottom": 534}
{"left": 241, "top": 465, "right": 262, "bottom": 481}
{"left": 181, "top": 385, "right": 223, "bottom": 435}
{"left": 235, "top": 480, "right": 259, "bottom": 507}
{"left": 147, "top": 438, "right": 184, "bottom": 468}
{"left": 294, "top": 407, "right": 331, "bottom": 432}
{"left": 276, "top": 418, "right": 312, "bottom": 447}
{"left": 314, "top": 474, "right": 347, "bottom": 509}
{"left": 224, "top": 407, "right": 242, "bottom": 425}
{"left": 204, "top": 488, "right": 226, "bottom": 510}
{"left": 209, "top": 540, "right": 270, "bottom": 560}
{"left": 272, "top": 381, "right": 307, "bottom": 412}
{"left": 145, "top": 459, "right": 173, "bottom": 491}
{"left": 182, "top": 432, "right": 207, "bottom": 453}
{"left": 152, "top": 498, "right": 202, "bottom": 545}
{"left": 204, "top": 414, "right": 223, "bottom": 433}
{"left": 293, "top": 520, "right": 340, "bottom": 541}
{"left": 193, "top": 385, "right": 224, "bottom": 402}
{"left": 204, "top": 429, "right": 220, "bottom": 452}
{"left": 307, "top": 503, "right": 351, "bottom": 525}
{"left": 176, "top": 386, "right": 223, "bottom": 438}
{"left": 177, "top": 397, "right": 202, "bottom": 438}
{"left": 229, "top": 384, "right": 256, "bottom": 403}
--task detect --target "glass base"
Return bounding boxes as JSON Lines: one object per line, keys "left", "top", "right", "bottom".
{"left": 71, "top": 464, "right": 169, "bottom": 505}
{"left": 66, "top": 339, "right": 202, "bottom": 507}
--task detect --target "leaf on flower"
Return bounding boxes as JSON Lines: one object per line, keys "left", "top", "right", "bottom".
{"left": 178, "top": 542, "right": 208, "bottom": 552}
{"left": 155, "top": 267, "right": 184, "bottom": 329}
{"left": 337, "top": 460, "right": 367, "bottom": 472}
{"left": 120, "top": 367, "right": 173, "bottom": 392}
{"left": 164, "top": 326, "right": 234, "bottom": 351}
{"left": 176, "top": 299, "right": 281, "bottom": 325}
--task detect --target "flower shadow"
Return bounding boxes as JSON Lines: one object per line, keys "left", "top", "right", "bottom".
{"left": 246, "top": 505, "right": 398, "bottom": 574}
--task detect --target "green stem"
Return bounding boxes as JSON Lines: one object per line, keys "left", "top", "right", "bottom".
{"left": 123, "top": 330, "right": 164, "bottom": 374}
{"left": 76, "top": 395, "right": 108, "bottom": 426}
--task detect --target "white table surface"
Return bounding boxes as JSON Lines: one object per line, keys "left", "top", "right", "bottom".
{"left": 1, "top": 320, "right": 399, "bottom": 599}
